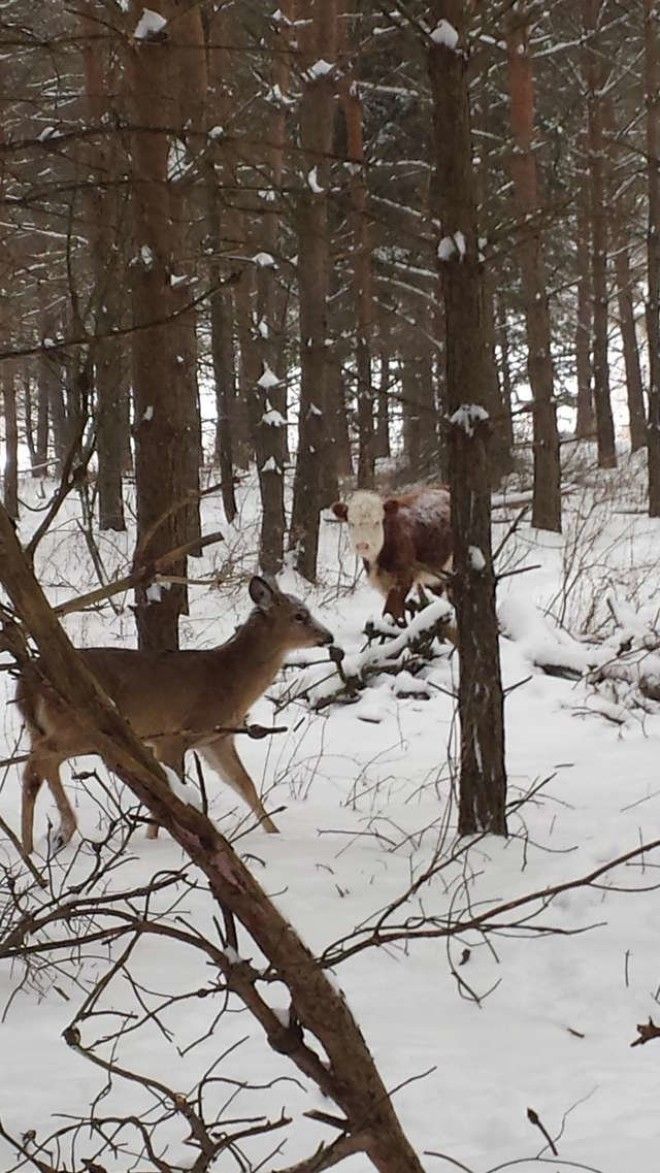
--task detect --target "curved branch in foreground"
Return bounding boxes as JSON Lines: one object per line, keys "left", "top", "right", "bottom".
{"left": 0, "top": 502, "right": 424, "bottom": 1173}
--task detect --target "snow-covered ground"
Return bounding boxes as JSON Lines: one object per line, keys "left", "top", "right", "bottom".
{"left": 1, "top": 456, "right": 660, "bottom": 1172}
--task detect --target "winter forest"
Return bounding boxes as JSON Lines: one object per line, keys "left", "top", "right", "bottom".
{"left": 0, "top": 0, "right": 659, "bottom": 1169}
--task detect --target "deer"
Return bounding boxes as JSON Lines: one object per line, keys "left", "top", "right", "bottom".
{"left": 16, "top": 576, "right": 334, "bottom": 854}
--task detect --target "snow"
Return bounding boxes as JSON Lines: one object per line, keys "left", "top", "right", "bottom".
{"left": 167, "top": 137, "right": 190, "bottom": 182}
{"left": 142, "top": 405, "right": 153, "bottom": 421}
{"left": 3, "top": 463, "right": 660, "bottom": 1171}
{"left": 260, "top": 456, "right": 279, "bottom": 473}
{"left": 468, "top": 544, "right": 486, "bottom": 571}
{"left": 161, "top": 764, "right": 203, "bottom": 811}
{"left": 450, "top": 403, "right": 490, "bottom": 435}
{"left": 430, "top": 19, "right": 459, "bottom": 49}
{"left": 438, "top": 230, "right": 467, "bottom": 261}
{"left": 305, "top": 59, "right": 334, "bottom": 81}
{"left": 262, "top": 408, "right": 286, "bottom": 427}
{"left": 133, "top": 8, "right": 167, "bottom": 39}
{"left": 252, "top": 251, "right": 276, "bottom": 267}
{"left": 257, "top": 362, "right": 280, "bottom": 390}
{"left": 307, "top": 166, "right": 324, "bottom": 194}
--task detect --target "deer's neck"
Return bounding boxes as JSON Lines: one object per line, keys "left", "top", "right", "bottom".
{"left": 213, "top": 611, "right": 287, "bottom": 712}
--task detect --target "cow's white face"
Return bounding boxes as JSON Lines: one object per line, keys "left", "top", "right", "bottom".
{"left": 346, "top": 492, "right": 385, "bottom": 561}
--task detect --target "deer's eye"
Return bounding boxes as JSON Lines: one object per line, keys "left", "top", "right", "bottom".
{"left": 295, "top": 612, "right": 307, "bottom": 623}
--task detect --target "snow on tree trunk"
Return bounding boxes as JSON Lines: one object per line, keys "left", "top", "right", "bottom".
{"left": 429, "top": 0, "right": 507, "bottom": 838}
{"left": 290, "top": 0, "right": 338, "bottom": 582}
{"left": 126, "top": 0, "right": 191, "bottom": 652}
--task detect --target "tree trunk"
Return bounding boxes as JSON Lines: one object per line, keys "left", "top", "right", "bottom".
{"left": 575, "top": 167, "right": 595, "bottom": 439}
{"left": 375, "top": 349, "right": 391, "bottom": 460}
{"left": 80, "top": 1, "right": 126, "bottom": 532}
{"left": 645, "top": 0, "right": 660, "bottom": 514}
{"left": 166, "top": 2, "right": 204, "bottom": 554}
{"left": 126, "top": 0, "right": 190, "bottom": 651}
{"left": 495, "top": 293, "right": 515, "bottom": 456}
{"left": 290, "top": 0, "right": 338, "bottom": 581}
{"left": 24, "top": 376, "right": 48, "bottom": 478}
{"left": 583, "top": 0, "right": 617, "bottom": 468}
{"left": 249, "top": 0, "right": 295, "bottom": 572}
{"left": 429, "top": 0, "right": 507, "bottom": 837}
{"left": 615, "top": 241, "right": 647, "bottom": 452}
{"left": 2, "top": 373, "right": 18, "bottom": 519}
{"left": 505, "top": 0, "right": 561, "bottom": 530}
{"left": 602, "top": 96, "right": 646, "bottom": 452}
{"left": 339, "top": 18, "right": 375, "bottom": 490}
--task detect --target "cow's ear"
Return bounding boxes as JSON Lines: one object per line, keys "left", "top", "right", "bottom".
{"left": 383, "top": 499, "right": 399, "bottom": 516}
{"left": 331, "top": 501, "right": 348, "bottom": 520}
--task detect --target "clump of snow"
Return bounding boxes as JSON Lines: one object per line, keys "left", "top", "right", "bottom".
{"left": 307, "top": 167, "right": 324, "bottom": 194}
{"left": 468, "top": 546, "right": 486, "bottom": 572}
{"left": 305, "top": 59, "right": 334, "bottom": 81}
{"left": 262, "top": 409, "right": 287, "bottom": 427}
{"left": 437, "top": 230, "right": 467, "bottom": 261}
{"left": 253, "top": 251, "right": 277, "bottom": 268}
{"left": 449, "top": 404, "right": 489, "bottom": 435}
{"left": 142, "top": 405, "right": 154, "bottom": 422}
{"left": 257, "top": 362, "right": 280, "bottom": 390}
{"left": 261, "top": 457, "right": 279, "bottom": 474}
{"left": 133, "top": 8, "right": 167, "bottom": 39}
{"left": 430, "top": 19, "right": 459, "bottom": 49}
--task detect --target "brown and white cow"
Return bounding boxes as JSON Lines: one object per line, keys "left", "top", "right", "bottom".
{"left": 331, "top": 484, "right": 453, "bottom": 623}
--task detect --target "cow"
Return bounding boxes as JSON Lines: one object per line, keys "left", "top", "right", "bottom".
{"left": 331, "top": 484, "right": 453, "bottom": 624}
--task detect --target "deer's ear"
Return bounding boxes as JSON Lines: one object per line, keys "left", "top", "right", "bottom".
{"left": 249, "top": 576, "right": 277, "bottom": 610}
{"left": 383, "top": 498, "right": 399, "bottom": 516}
{"left": 331, "top": 500, "right": 348, "bottom": 520}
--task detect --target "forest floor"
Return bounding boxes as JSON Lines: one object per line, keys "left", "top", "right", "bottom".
{"left": 1, "top": 451, "right": 660, "bottom": 1173}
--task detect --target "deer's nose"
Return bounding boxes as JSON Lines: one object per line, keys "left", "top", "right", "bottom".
{"left": 355, "top": 541, "right": 370, "bottom": 555}
{"left": 318, "top": 626, "right": 334, "bottom": 645}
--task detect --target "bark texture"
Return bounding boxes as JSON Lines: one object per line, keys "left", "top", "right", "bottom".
{"left": 429, "top": 0, "right": 507, "bottom": 837}
{"left": 505, "top": 0, "right": 561, "bottom": 530}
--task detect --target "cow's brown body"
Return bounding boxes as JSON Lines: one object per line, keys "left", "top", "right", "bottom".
{"left": 332, "top": 485, "right": 452, "bottom": 623}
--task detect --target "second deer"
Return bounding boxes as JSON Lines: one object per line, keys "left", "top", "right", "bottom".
{"left": 17, "top": 576, "right": 334, "bottom": 853}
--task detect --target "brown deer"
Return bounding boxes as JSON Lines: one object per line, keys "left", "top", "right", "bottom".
{"left": 17, "top": 576, "right": 333, "bottom": 854}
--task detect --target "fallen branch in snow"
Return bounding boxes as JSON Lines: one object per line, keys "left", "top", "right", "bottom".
{"left": 276, "top": 599, "right": 456, "bottom": 713}
{"left": 526, "top": 1106, "right": 559, "bottom": 1156}
{"left": 631, "top": 1018, "right": 660, "bottom": 1047}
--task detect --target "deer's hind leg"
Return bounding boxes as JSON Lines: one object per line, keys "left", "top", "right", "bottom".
{"left": 21, "top": 759, "right": 44, "bottom": 855}
{"left": 201, "top": 738, "right": 279, "bottom": 833}
{"left": 23, "top": 752, "right": 77, "bottom": 854}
